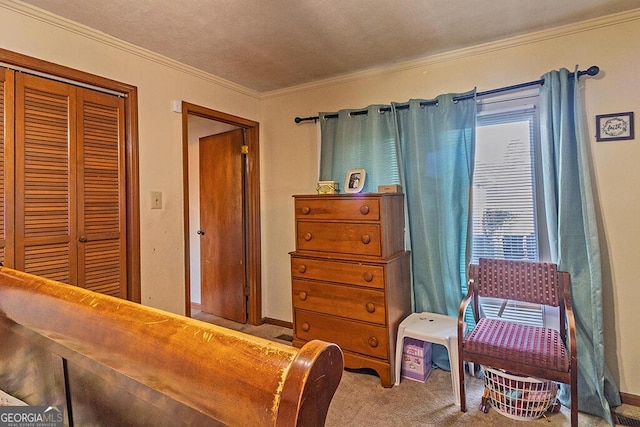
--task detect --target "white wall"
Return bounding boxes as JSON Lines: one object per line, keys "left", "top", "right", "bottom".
{"left": 0, "top": 2, "right": 259, "bottom": 314}
{"left": 259, "top": 12, "right": 640, "bottom": 395}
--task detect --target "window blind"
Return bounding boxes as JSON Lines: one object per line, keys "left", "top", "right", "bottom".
{"left": 471, "top": 106, "right": 539, "bottom": 263}
{"left": 469, "top": 104, "right": 545, "bottom": 327}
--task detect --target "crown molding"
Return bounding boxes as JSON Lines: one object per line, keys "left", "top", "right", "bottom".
{"left": 0, "top": 0, "right": 261, "bottom": 99}
{"left": 3, "top": 0, "right": 638, "bottom": 100}
{"left": 261, "top": 7, "right": 640, "bottom": 99}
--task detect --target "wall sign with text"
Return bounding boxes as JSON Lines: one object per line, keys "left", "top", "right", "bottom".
{"left": 596, "top": 111, "right": 634, "bottom": 142}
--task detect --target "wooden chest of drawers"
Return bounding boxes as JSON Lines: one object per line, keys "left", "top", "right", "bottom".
{"left": 290, "top": 194, "right": 411, "bottom": 387}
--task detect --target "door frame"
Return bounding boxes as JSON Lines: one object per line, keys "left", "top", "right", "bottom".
{"left": 181, "top": 102, "right": 261, "bottom": 324}
{"left": 0, "top": 48, "right": 141, "bottom": 302}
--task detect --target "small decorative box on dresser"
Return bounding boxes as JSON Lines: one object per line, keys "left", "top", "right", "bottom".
{"left": 290, "top": 193, "right": 411, "bottom": 387}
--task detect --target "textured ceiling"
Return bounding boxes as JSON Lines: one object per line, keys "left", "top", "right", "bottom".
{"left": 17, "top": 0, "right": 640, "bottom": 93}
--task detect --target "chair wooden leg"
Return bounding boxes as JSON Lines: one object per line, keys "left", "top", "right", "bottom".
{"left": 459, "top": 357, "right": 466, "bottom": 412}
{"left": 570, "top": 379, "right": 578, "bottom": 427}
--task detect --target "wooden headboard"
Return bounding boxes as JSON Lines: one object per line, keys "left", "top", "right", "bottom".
{"left": 0, "top": 267, "right": 343, "bottom": 426}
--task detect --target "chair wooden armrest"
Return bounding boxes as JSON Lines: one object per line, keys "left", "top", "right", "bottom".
{"left": 457, "top": 277, "right": 474, "bottom": 346}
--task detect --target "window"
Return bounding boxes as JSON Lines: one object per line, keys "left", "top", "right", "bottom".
{"left": 472, "top": 104, "right": 539, "bottom": 263}
{"left": 469, "top": 92, "right": 551, "bottom": 327}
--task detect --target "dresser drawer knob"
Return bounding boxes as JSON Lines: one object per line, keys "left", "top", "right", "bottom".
{"left": 301, "top": 206, "right": 311, "bottom": 215}
{"left": 303, "top": 232, "right": 313, "bottom": 241}
{"left": 301, "top": 322, "right": 310, "bottom": 332}
{"left": 297, "top": 264, "right": 307, "bottom": 273}
{"left": 368, "top": 336, "right": 379, "bottom": 348}
{"left": 361, "top": 234, "right": 371, "bottom": 244}
{"left": 363, "top": 271, "right": 373, "bottom": 282}
{"left": 359, "top": 205, "right": 370, "bottom": 215}
{"left": 298, "top": 291, "right": 308, "bottom": 301}
{"left": 365, "top": 302, "right": 376, "bottom": 313}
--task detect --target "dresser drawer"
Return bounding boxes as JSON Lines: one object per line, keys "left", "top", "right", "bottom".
{"left": 291, "top": 257, "right": 385, "bottom": 289}
{"left": 296, "top": 222, "right": 381, "bottom": 256}
{"left": 295, "top": 197, "right": 380, "bottom": 221}
{"left": 292, "top": 280, "right": 386, "bottom": 325}
{"left": 294, "top": 311, "right": 389, "bottom": 360}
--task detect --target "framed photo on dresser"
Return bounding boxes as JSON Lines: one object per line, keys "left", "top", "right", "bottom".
{"left": 344, "top": 168, "right": 366, "bottom": 193}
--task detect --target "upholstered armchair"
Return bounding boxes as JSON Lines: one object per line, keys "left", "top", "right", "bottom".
{"left": 457, "top": 258, "right": 577, "bottom": 426}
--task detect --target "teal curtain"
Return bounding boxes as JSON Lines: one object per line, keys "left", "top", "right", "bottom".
{"left": 539, "top": 68, "right": 621, "bottom": 424}
{"left": 319, "top": 106, "right": 400, "bottom": 192}
{"left": 393, "top": 93, "right": 476, "bottom": 317}
{"left": 319, "top": 95, "right": 475, "bottom": 370}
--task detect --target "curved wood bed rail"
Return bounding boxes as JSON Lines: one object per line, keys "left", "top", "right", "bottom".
{"left": 0, "top": 268, "right": 343, "bottom": 426}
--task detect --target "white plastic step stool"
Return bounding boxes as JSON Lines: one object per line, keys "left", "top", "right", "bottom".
{"left": 394, "top": 312, "right": 464, "bottom": 406}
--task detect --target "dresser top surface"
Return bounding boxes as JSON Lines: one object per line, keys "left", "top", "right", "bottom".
{"left": 293, "top": 193, "right": 403, "bottom": 199}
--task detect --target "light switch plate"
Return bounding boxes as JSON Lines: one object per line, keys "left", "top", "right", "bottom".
{"left": 151, "top": 191, "right": 162, "bottom": 209}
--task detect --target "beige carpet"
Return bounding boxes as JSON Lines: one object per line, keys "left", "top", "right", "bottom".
{"left": 327, "top": 367, "right": 589, "bottom": 426}
{"left": 192, "top": 309, "right": 632, "bottom": 426}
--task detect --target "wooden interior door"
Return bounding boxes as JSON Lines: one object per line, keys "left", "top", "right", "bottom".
{"left": 15, "top": 73, "right": 78, "bottom": 285}
{"left": 76, "top": 88, "right": 127, "bottom": 297}
{"left": 199, "top": 129, "right": 246, "bottom": 323}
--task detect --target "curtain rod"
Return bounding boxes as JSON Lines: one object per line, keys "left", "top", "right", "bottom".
{"left": 294, "top": 65, "right": 599, "bottom": 124}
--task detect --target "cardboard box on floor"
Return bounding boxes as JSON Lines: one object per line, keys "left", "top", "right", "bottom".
{"left": 401, "top": 337, "right": 432, "bottom": 382}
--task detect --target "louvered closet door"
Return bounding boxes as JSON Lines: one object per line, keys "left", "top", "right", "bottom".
{"left": 14, "top": 73, "right": 127, "bottom": 297}
{"left": 76, "top": 89, "right": 126, "bottom": 297}
{"left": 15, "top": 73, "right": 77, "bottom": 285}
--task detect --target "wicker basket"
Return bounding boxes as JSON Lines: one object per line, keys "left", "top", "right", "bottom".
{"left": 483, "top": 367, "right": 558, "bottom": 421}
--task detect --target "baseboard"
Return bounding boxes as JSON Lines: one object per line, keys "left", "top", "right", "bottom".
{"left": 621, "top": 392, "right": 640, "bottom": 407}
{"left": 190, "top": 302, "right": 202, "bottom": 310}
{"left": 262, "top": 317, "right": 293, "bottom": 329}
{"left": 613, "top": 394, "right": 640, "bottom": 427}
